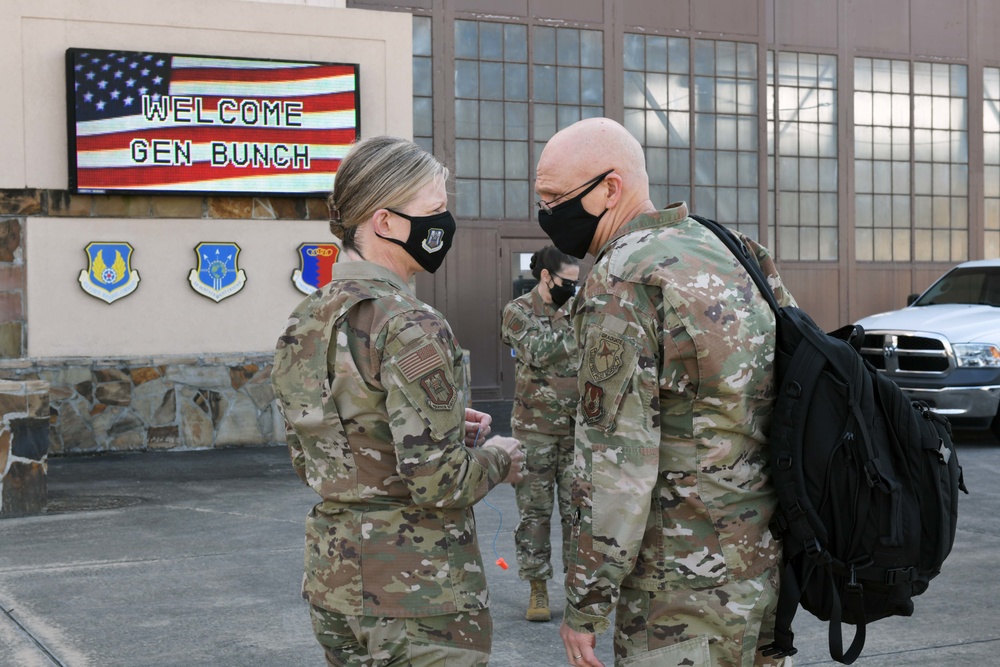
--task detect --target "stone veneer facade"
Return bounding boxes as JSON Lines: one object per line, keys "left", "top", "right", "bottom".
{"left": 0, "top": 355, "right": 280, "bottom": 455}
{"left": 0, "top": 380, "right": 51, "bottom": 517}
{"left": 0, "top": 189, "right": 328, "bottom": 454}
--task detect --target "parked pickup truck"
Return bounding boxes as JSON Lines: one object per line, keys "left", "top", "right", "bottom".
{"left": 855, "top": 259, "right": 1000, "bottom": 437}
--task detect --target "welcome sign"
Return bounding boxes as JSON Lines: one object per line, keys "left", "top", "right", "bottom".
{"left": 65, "top": 48, "right": 360, "bottom": 196}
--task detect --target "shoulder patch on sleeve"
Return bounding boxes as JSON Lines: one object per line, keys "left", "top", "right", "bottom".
{"left": 418, "top": 368, "right": 457, "bottom": 410}
{"left": 587, "top": 332, "right": 628, "bottom": 382}
{"left": 579, "top": 327, "right": 639, "bottom": 431}
{"left": 502, "top": 307, "right": 530, "bottom": 341}
{"left": 397, "top": 341, "right": 445, "bottom": 383}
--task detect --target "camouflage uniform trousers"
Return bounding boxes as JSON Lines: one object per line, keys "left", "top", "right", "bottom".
{"left": 612, "top": 564, "right": 790, "bottom": 667}
{"left": 309, "top": 604, "right": 491, "bottom": 667}
{"left": 512, "top": 428, "right": 575, "bottom": 581}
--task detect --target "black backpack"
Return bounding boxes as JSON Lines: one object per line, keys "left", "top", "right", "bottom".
{"left": 693, "top": 215, "right": 968, "bottom": 665}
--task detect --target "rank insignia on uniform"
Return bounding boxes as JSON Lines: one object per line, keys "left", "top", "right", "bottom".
{"left": 588, "top": 333, "right": 625, "bottom": 381}
{"left": 582, "top": 381, "right": 604, "bottom": 423}
{"left": 419, "top": 368, "right": 456, "bottom": 410}
{"left": 78, "top": 242, "right": 140, "bottom": 304}
{"left": 292, "top": 242, "right": 341, "bottom": 294}
{"left": 421, "top": 229, "right": 445, "bottom": 253}
{"left": 188, "top": 242, "right": 247, "bottom": 302}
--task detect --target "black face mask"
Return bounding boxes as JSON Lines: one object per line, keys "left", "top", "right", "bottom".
{"left": 548, "top": 277, "right": 577, "bottom": 309}
{"left": 378, "top": 209, "right": 456, "bottom": 273}
{"left": 537, "top": 171, "right": 612, "bottom": 259}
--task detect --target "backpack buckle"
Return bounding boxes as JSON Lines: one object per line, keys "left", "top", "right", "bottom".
{"left": 864, "top": 459, "right": 892, "bottom": 493}
{"left": 847, "top": 564, "right": 864, "bottom": 593}
{"left": 885, "top": 567, "right": 914, "bottom": 585}
{"left": 936, "top": 439, "right": 952, "bottom": 465}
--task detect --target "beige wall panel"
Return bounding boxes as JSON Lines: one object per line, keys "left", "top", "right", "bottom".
{"left": 772, "top": 0, "right": 838, "bottom": 49}
{"left": 846, "top": 0, "right": 909, "bottom": 55}
{"left": 532, "top": 0, "right": 603, "bottom": 24}
{"left": 976, "top": 0, "right": 1000, "bottom": 62}
{"left": 26, "top": 217, "right": 339, "bottom": 357}
{"left": 779, "top": 266, "right": 841, "bottom": 331}
{"left": 622, "top": 0, "right": 690, "bottom": 32}
{"left": 1, "top": 0, "right": 412, "bottom": 189}
{"left": 851, "top": 267, "right": 916, "bottom": 321}
{"left": 910, "top": 0, "right": 967, "bottom": 59}
{"left": 690, "top": 0, "right": 760, "bottom": 37}
{"left": 443, "top": 226, "right": 500, "bottom": 396}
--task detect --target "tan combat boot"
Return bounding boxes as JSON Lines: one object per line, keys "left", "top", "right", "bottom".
{"left": 525, "top": 579, "right": 550, "bottom": 622}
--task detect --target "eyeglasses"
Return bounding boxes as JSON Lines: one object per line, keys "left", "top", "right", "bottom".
{"left": 535, "top": 170, "right": 614, "bottom": 214}
{"left": 551, "top": 272, "right": 578, "bottom": 289}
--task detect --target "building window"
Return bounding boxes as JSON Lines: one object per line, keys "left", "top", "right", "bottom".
{"left": 913, "top": 62, "right": 968, "bottom": 262}
{"left": 767, "top": 51, "right": 838, "bottom": 261}
{"left": 693, "top": 40, "right": 759, "bottom": 238}
{"left": 533, "top": 26, "right": 604, "bottom": 169}
{"left": 454, "top": 20, "right": 529, "bottom": 219}
{"left": 623, "top": 33, "right": 691, "bottom": 209}
{"left": 855, "top": 58, "right": 969, "bottom": 262}
{"left": 985, "top": 67, "right": 1000, "bottom": 257}
{"left": 854, "top": 58, "right": 911, "bottom": 262}
{"left": 413, "top": 16, "right": 433, "bottom": 155}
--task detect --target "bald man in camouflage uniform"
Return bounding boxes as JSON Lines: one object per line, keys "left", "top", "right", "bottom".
{"left": 501, "top": 272, "right": 579, "bottom": 620}
{"left": 273, "top": 260, "right": 519, "bottom": 666}
{"left": 535, "top": 118, "right": 795, "bottom": 667}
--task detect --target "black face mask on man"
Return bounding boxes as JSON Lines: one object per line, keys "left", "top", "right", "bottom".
{"left": 377, "top": 209, "right": 456, "bottom": 273}
{"left": 537, "top": 170, "right": 613, "bottom": 259}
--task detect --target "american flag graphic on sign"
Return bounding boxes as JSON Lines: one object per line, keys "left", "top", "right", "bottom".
{"left": 67, "top": 48, "right": 360, "bottom": 195}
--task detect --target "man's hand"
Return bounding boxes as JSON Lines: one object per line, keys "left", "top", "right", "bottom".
{"left": 560, "top": 622, "right": 603, "bottom": 667}
{"left": 482, "top": 435, "right": 525, "bottom": 484}
{"left": 463, "top": 408, "right": 492, "bottom": 446}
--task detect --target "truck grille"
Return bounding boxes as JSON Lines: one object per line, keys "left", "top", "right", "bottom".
{"left": 860, "top": 332, "right": 951, "bottom": 373}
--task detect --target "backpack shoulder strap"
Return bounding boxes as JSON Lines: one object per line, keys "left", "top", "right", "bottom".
{"left": 690, "top": 214, "right": 783, "bottom": 316}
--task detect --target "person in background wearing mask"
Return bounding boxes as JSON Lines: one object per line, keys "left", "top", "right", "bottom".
{"left": 500, "top": 245, "right": 581, "bottom": 623}
{"left": 536, "top": 118, "right": 795, "bottom": 667}
{"left": 272, "top": 136, "right": 524, "bottom": 667}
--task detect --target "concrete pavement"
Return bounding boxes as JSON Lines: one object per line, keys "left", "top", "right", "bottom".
{"left": 2, "top": 426, "right": 999, "bottom": 666}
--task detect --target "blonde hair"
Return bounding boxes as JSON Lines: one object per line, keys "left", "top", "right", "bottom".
{"left": 328, "top": 136, "right": 448, "bottom": 253}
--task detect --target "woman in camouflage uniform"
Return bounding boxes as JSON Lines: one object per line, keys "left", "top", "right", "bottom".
{"left": 272, "top": 136, "right": 524, "bottom": 667}
{"left": 500, "top": 246, "right": 581, "bottom": 623}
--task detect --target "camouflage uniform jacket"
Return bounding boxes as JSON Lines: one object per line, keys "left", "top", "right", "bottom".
{"left": 500, "top": 285, "right": 580, "bottom": 435}
{"left": 272, "top": 260, "right": 513, "bottom": 618}
{"left": 564, "top": 202, "right": 797, "bottom": 634}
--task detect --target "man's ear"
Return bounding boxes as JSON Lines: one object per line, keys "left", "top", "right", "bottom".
{"left": 603, "top": 173, "right": 624, "bottom": 209}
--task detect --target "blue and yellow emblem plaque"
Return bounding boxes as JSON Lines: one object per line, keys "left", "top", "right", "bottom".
{"left": 188, "top": 242, "right": 247, "bottom": 302}
{"left": 78, "top": 242, "right": 140, "bottom": 303}
{"left": 292, "top": 242, "right": 340, "bottom": 294}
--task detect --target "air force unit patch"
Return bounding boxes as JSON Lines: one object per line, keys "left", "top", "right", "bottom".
{"left": 78, "top": 242, "right": 140, "bottom": 304}
{"left": 421, "top": 228, "right": 445, "bottom": 253}
{"left": 292, "top": 242, "right": 341, "bottom": 294}
{"left": 188, "top": 242, "right": 247, "bottom": 302}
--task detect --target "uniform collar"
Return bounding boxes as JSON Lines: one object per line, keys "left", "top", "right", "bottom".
{"left": 597, "top": 201, "right": 690, "bottom": 260}
{"left": 329, "top": 259, "right": 414, "bottom": 295}
{"left": 529, "top": 282, "right": 568, "bottom": 319}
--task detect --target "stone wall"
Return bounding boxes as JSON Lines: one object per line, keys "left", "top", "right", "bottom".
{"left": 0, "top": 354, "right": 281, "bottom": 455}
{"left": 0, "top": 380, "right": 50, "bottom": 517}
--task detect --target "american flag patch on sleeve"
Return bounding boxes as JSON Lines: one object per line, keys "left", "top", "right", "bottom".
{"left": 397, "top": 342, "right": 444, "bottom": 383}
